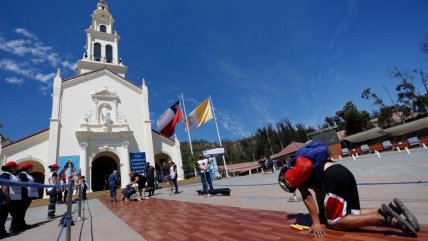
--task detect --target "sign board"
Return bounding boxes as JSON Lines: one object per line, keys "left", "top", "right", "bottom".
{"left": 203, "top": 147, "right": 225, "bottom": 157}
{"left": 130, "top": 152, "right": 146, "bottom": 173}
{"left": 209, "top": 157, "right": 221, "bottom": 178}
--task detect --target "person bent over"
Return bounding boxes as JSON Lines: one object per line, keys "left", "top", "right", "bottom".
{"left": 129, "top": 172, "right": 149, "bottom": 199}
{"left": 278, "top": 141, "right": 419, "bottom": 237}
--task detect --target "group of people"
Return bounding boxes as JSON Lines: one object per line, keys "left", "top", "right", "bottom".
{"left": 259, "top": 155, "right": 275, "bottom": 174}
{"left": 111, "top": 161, "right": 179, "bottom": 203}
{"left": 0, "top": 161, "right": 39, "bottom": 236}
{"left": 46, "top": 162, "right": 87, "bottom": 220}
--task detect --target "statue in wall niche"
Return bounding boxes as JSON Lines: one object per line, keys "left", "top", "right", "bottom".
{"left": 101, "top": 104, "right": 112, "bottom": 125}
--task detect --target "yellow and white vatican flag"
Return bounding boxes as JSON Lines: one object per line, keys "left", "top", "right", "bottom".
{"left": 183, "top": 97, "right": 213, "bottom": 132}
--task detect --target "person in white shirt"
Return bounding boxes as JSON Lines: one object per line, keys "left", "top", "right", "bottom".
{"left": 196, "top": 155, "right": 214, "bottom": 195}
{"left": 168, "top": 161, "right": 179, "bottom": 194}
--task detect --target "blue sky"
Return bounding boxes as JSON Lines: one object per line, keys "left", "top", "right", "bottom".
{"left": 1, "top": 0, "right": 427, "bottom": 143}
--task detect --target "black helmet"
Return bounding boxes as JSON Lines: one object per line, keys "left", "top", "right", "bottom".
{"left": 278, "top": 165, "right": 297, "bottom": 193}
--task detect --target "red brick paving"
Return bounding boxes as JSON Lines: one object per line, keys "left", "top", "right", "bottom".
{"left": 101, "top": 197, "right": 427, "bottom": 241}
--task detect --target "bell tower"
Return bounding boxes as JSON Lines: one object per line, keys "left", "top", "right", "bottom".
{"left": 76, "top": 0, "right": 128, "bottom": 77}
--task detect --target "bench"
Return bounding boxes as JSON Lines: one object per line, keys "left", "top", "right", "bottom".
{"left": 369, "top": 143, "right": 384, "bottom": 153}
{"left": 349, "top": 147, "right": 362, "bottom": 155}
{"left": 360, "top": 144, "right": 370, "bottom": 154}
{"left": 418, "top": 136, "right": 428, "bottom": 145}
{"left": 392, "top": 140, "right": 410, "bottom": 151}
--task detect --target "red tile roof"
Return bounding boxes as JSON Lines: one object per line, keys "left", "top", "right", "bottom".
{"left": 2, "top": 128, "right": 49, "bottom": 148}
{"left": 270, "top": 141, "right": 306, "bottom": 159}
{"left": 218, "top": 161, "right": 259, "bottom": 173}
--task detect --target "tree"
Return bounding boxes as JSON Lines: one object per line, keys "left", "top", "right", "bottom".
{"left": 0, "top": 122, "right": 11, "bottom": 144}
{"left": 336, "top": 101, "right": 373, "bottom": 136}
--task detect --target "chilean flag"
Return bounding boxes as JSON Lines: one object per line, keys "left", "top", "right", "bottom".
{"left": 157, "top": 101, "right": 183, "bottom": 137}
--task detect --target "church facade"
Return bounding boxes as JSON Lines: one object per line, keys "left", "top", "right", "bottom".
{"left": 0, "top": 1, "right": 183, "bottom": 192}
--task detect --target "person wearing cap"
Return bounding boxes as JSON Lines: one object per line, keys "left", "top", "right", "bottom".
{"left": 279, "top": 141, "right": 419, "bottom": 237}
{"left": 46, "top": 163, "right": 60, "bottom": 219}
{"left": 18, "top": 162, "right": 39, "bottom": 230}
{"left": 0, "top": 161, "right": 22, "bottom": 235}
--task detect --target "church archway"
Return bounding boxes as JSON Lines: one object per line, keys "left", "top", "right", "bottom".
{"left": 154, "top": 153, "right": 172, "bottom": 180}
{"left": 91, "top": 152, "right": 119, "bottom": 191}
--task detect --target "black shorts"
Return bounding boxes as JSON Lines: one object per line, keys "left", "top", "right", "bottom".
{"left": 322, "top": 164, "right": 361, "bottom": 225}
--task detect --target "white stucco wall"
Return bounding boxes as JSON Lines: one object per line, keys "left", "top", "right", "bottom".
{"left": 0, "top": 130, "right": 49, "bottom": 169}
{"left": 59, "top": 72, "right": 145, "bottom": 157}
{"left": 152, "top": 132, "right": 184, "bottom": 180}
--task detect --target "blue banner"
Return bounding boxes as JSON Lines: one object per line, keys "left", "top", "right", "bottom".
{"left": 130, "top": 152, "right": 146, "bottom": 173}
{"left": 58, "top": 156, "right": 80, "bottom": 174}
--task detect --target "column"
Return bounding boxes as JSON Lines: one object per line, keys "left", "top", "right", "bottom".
{"left": 94, "top": 100, "right": 98, "bottom": 123}
{"left": 120, "top": 141, "right": 131, "bottom": 187}
{"left": 88, "top": 165, "right": 92, "bottom": 192}
{"left": 112, "top": 100, "right": 117, "bottom": 122}
{"left": 80, "top": 143, "right": 88, "bottom": 181}
{"left": 87, "top": 34, "right": 92, "bottom": 60}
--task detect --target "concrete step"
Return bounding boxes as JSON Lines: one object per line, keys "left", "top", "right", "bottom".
{"left": 30, "top": 190, "right": 111, "bottom": 207}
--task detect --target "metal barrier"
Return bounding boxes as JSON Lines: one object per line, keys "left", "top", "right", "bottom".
{"left": 0, "top": 179, "right": 85, "bottom": 241}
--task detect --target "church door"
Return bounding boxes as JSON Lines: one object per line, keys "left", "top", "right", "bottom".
{"left": 91, "top": 155, "right": 119, "bottom": 191}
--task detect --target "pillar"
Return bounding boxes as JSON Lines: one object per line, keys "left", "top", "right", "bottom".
{"left": 80, "top": 143, "right": 88, "bottom": 182}
{"left": 120, "top": 141, "right": 131, "bottom": 187}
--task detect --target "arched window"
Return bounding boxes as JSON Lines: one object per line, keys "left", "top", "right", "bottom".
{"left": 100, "top": 25, "right": 107, "bottom": 33}
{"left": 94, "top": 42, "right": 101, "bottom": 61}
{"left": 106, "top": 45, "right": 113, "bottom": 63}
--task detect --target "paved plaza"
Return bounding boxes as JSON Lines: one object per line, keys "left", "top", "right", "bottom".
{"left": 3, "top": 147, "right": 428, "bottom": 240}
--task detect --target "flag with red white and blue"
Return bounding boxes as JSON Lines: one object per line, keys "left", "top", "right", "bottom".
{"left": 156, "top": 101, "right": 183, "bottom": 137}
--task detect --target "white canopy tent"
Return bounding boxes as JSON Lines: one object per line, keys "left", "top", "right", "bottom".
{"left": 383, "top": 117, "right": 428, "bottom": 136}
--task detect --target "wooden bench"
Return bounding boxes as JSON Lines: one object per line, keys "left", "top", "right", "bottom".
{"left": 392, "top": 139, "right": 410, "bottom": 151}
{"left": 369, "top": 143, "right": 384, "bottom": 153}
{"left": 349, "top": 147, "right": 362, "bottom": 155}
{"left": 418, "top": 136, "right": 428, "bottom": 145}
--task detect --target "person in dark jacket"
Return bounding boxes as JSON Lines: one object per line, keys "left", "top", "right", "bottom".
{"left": 279, "top": 141, "right": 419, "bottom": 237}
{"left": 145, "top": 163, "right": 155, "bottom": 197}
{"left": 18, "top": 162, "right": 39, "bottom": 230}
{"left": 108, "top": 170, "right": 119, "bottom": 203}
{"left": 0, "top": 161, "right": 22, "bottom": 234}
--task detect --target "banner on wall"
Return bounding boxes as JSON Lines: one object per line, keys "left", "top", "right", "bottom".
{"left": 58, "top": 156, "right": 80, "bottom": 174}
{"left": 130, "top": 152, "right": 146, "bottom": 173}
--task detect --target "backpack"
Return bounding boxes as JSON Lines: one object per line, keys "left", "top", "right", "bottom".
{"left": 294, "top": 141, "right": 330, "bottom": 168}
{"left": 59, "top": 212, "right": 75, "bottom": 227}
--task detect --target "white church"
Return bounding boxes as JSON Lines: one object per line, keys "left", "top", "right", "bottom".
{"left": 0, "top": 0, "right": 183, "bottom": 193}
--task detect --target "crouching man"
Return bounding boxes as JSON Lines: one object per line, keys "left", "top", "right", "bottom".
{"left": 278, "top": 141, "right": 419, "bottom": 237}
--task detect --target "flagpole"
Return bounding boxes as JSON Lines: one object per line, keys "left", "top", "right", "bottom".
{"left": 181, "top": 92, "right": 193, "bottom": 155}
{"left": 209, "top": 95, "right": 229, "bottom": 177}
{"left": 181, "top": 93, "right": 197, "bottom": 177}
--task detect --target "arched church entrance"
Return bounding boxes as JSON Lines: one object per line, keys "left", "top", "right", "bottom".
{"left": 91, "top": 152, "right": 120, "bottom": 191}
{"left": 154, "top": 153, "right": 172, "bottom": 181}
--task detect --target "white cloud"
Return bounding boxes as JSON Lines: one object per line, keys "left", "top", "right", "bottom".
{"left": 0, "top": 28, "right": 75, "bottom": 71}
{"left": 0, "top": 59, "right": 55, "bottom": 83}
{"left": 5, "top": 76, "right": 24, "bottom": 85}
{"left": 62, "top": 61, "right": 77, "bottom": 70}
{"left": 15, "top": 28, "right": 38, "bottom": 40}
{"left": 218, "top": 110, "right": 251, "bottom": 138}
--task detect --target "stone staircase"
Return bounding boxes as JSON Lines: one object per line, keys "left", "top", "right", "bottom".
{"left": 30, "top": 190, "right": 111, "bottom": 207}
